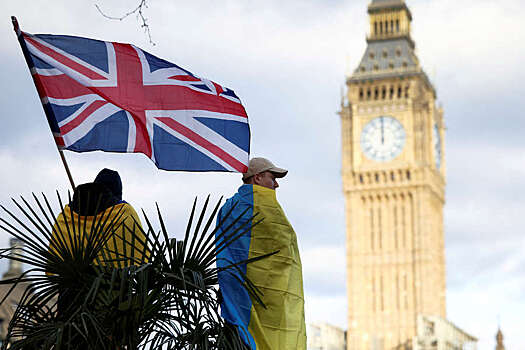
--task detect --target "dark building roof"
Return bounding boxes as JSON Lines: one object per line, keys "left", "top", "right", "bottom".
{"left": 349, "top": 37, "right": 434, "bottom": 95}
{"left": 354, "top": 37, "right": 417, "bottom": 75}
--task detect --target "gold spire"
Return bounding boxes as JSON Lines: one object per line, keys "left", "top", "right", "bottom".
{"left": 496, "top": 328, "right": 505, "bottom": 350}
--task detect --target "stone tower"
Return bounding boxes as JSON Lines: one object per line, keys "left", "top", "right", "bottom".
{"left": 2, "top": 238, "right": 23, "bottom": 279}
{"left": 339, "top": 0, "right": 446, "bottom": 349}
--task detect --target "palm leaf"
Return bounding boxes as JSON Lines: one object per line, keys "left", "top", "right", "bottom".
{"left": 0, "top": 192, "right": 272, "bottom": 349}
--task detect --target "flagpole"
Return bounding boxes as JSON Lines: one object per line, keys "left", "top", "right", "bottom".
{"left": 58, "top": 150, "right": 76, "bottom": 191}
{"left": 11, "top": 16, "right": 76, "bottom": 191}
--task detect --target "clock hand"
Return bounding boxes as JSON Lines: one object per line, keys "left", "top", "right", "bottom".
{"left": 380, "top": 117, "right": 384, "bottom": 144}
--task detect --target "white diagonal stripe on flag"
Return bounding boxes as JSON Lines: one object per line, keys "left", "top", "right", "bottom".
{"left": 47, "top": 94, "right": 102, "bottom": 106}
{"left": 56, "top": 96, "right": 102, "bottom": 128}
{"left": 24, "top": 35, "right": 116, "bottom": 87}
{"left": 27, "top": 34, "right": 112, "bottom": 79}
{"left": 184, "top": 110, "right": 248, "bottom": 124}
{"left": 33, "top": 67, "right": 63, "bottom": 76}
{"left": 148, "top": 110, "right": 248, "bottom": 163}
{"left": 62, "top": 103, "right": 122, "bottom": 146}
{"left": 152, "top": 119, "right": 237, "bottom": 172}
{"left": 125, "top": 111, "right": 137, "bottom": 153}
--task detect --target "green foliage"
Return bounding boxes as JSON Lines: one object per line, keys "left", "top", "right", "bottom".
{"left": 0, "top": 192, "right": 269, "bottom": 349}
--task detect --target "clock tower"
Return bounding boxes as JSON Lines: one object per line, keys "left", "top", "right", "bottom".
{"left": 339, "top": 1, "right": 446, "bottom": 349}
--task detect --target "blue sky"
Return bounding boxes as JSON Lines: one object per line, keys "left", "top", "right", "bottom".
{"left": 1, "top": 0, "right": 524, "bottom": 348}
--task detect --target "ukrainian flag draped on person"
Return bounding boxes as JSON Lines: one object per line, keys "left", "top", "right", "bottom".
{"left": 216, "top": 184, "right": 306, "bottom": 350}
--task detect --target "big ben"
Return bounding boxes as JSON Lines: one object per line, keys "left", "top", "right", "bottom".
{"left": 340, "top": 1, "right": 446, "bottom": 349}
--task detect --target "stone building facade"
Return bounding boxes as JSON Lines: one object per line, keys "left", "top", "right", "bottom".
{"left": 413, "top": 316, "right": 477, "bottom": 350}
{"left": 308, "top": 322, "right": 346, "bottom": 350}
{"left": 0, "top": 239, "right": 27, "bottom": 346}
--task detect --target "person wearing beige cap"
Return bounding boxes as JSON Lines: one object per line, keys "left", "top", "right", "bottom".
{"left": 215, "top": 157, "right": 306, "bottom": 349}
{"left": 242, "top": 157, "right": 288, "bottom": 190}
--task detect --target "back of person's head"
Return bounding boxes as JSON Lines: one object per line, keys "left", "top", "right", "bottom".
{"left": 70, "top": 183, "right": 118, "bottom": 216}
{"left": 94, "top": 168, "right": 122, "bottom": 201}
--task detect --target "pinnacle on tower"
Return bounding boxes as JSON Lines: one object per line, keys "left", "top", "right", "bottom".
{"left": 495, "top": 328, "right": 505, "bottom": 350}
{"left": 2, "top": 238, "right": 23, "bottom": 279}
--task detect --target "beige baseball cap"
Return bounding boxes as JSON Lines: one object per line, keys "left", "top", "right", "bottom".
{"left": 242, "top": 157, "right": 288, "bottom": 180}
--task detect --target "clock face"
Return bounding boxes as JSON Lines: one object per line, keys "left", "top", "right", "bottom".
{"left": 360, "top": 116, "right": 406, "bottom": 162}
{"left": 433, "top": 123, "right": 441, "bottom": 169}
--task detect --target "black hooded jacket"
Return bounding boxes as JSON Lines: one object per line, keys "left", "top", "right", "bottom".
{"left": 70, "top": 183, "right": 120, "bottom": 216}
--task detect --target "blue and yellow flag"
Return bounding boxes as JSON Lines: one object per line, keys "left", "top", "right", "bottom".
{"left": 216, "top": 184, "right": 306, "bottom": 349}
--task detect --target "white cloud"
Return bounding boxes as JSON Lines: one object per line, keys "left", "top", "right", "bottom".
{"left": 302, "top": 246, "right": 346, "bottom": 296}
{"left": 413, "top": 0, "right": 525, "bottom": 97}
{"left": 305, "top": 294, "right": 347, "bottom": 330}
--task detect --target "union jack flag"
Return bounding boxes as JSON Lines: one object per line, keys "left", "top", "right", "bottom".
{"left": 15, "top": 25, "right": 250, "bottom": 172}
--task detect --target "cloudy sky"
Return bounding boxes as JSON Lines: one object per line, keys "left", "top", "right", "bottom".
{"left": 1, "top": 0, "right": 524, "bottom": 348}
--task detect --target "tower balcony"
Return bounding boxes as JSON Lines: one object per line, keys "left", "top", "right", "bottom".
{"left": 366, "top": 33, "right": 415, "bottom": 48}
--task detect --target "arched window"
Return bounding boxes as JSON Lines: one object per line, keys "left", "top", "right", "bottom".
{"left": 359, "top": 88, "right": 364, "bottom": 100}
{"left": 396, "top": 19, "right": 400, "bottom": 32}
{"left": 391, "top": 20, "right": 394, "bottom": 33}
{"left": 367, "top": 88, "right": 371, "bottom": 99}
{"left": 380, "top": 22, "right": 383, "bottom": 34}
{"left": 381, "top": 86, "right": 386, "bottom": 99}
{"left": 389, "top": 86, "right": 394, "bottom": 99}
{"left": 397, "top": 86, "right": 402, "bottom": 98}
{"left": 374, "top": 87, "right": 379, "bottom": 100}
{"left": 374, "top": 22, "right": 378, "bottom": 35}
{"left": 405, "top": 85, "right": 409, "bottom": 98}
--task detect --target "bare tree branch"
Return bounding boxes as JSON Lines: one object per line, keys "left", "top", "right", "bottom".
{"left": 95, "top": 0, "right": 155, "bottom": 46}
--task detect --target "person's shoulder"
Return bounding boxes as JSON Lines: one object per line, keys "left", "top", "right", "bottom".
{"left": 111, "top": 201, "right": 139, "bottom": 216}
{"left": 117, "top": 200, "right": 137, "bottom": 210}
{"left": 226, "top": 185, "right": 255, "bottom": 205}
{"left": 114, "top": 202, "right": 143, "bottom": 228}
{"left": 218, "top": 185, "right": 254, "bottom": 215}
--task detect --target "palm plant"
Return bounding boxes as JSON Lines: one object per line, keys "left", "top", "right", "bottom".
{"left": 0, "top": 192, "right": 271, "bottom": 349}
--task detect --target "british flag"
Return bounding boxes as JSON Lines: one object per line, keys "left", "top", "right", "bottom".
{"left": 15, "top": 24, "right": 250, "bottom": 172}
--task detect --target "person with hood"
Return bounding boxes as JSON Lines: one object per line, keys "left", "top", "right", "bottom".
{"left": 50, "top": 168, "right": 147, "bottom": 267}
{"left": 215, "top": 158, "right": 306, "bottom": 350}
